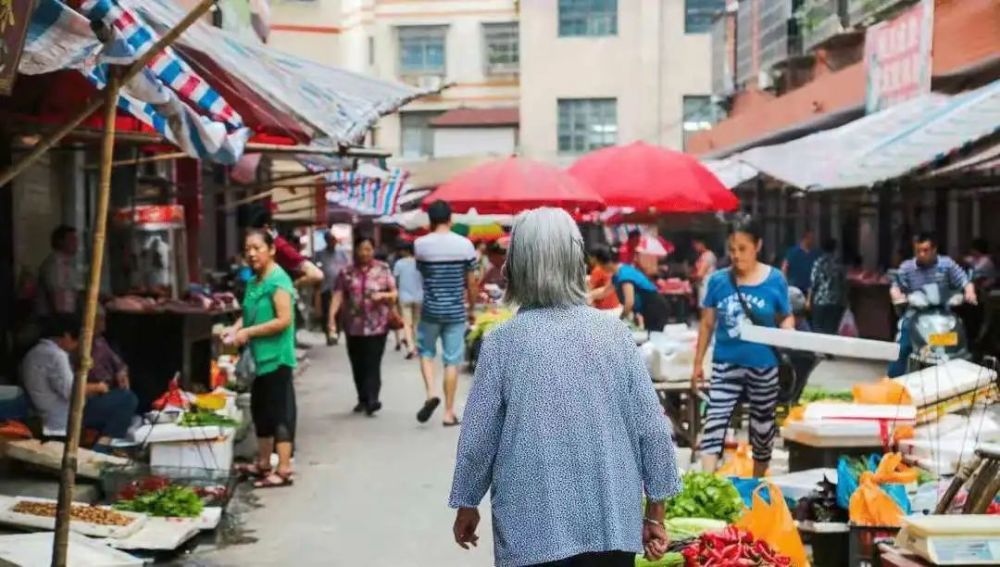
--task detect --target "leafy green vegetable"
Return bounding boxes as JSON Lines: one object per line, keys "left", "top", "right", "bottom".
{"left": 800, "top": 387, "right": 853, "bottom": 403}
{"left": 665, "top": 472, "right": 744, "bottom": 523}
{"left": 664, "top": 517, "right": 727, "bottom": 540}
{"left": 178, "top": 411, "right": 239, "bottom": 428}
{"left": 634, "top": 552, "right": 684, "bottom": 567}
{"left": 114, "top": 485, "right": 204, "bottom": 518}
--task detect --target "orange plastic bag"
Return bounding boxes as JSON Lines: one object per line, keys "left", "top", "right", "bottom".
{"left": 737, "top": 483, "right": 810, "bottom": 566}
{"left": 717, "top": 443, "right": 756, "bottom": 478}
{"left": 853, "top": 377, "right": 912, "bottom": 405}
{"left": 872, "top": 452, "right": 919, "bottom": 484}
{"left": 849, "top": 472, "right": 905, "bottom": 526}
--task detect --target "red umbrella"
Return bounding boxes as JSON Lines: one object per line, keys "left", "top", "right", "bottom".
{"left": 567, "top": 141, "right": 739, "bottom": 214}
{"left": 423, "top": 157, "right": 605, "bottom": 215}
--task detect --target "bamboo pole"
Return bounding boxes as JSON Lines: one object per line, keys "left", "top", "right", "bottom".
{"left": 228, "top": 168, "right": 334, "bottom": 192}
{"left": 82, "top": 150, "right": 188, "bottom": 171}
{"left": 51, "top": 72, "right": 120, "bottom": 567}
{"left": 0, "top": 0, "right": 216, "bottom": 188}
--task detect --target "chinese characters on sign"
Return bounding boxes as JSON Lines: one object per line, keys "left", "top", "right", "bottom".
{"left": 0, "top": 0, "right": 36, "bottom": 95}
{"left": 864, "top": 0, "right": 934, "bottom": 113}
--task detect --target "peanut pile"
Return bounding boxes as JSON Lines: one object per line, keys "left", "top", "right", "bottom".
{"left": 13, "top": 501, "right": 134, "bottom": 526}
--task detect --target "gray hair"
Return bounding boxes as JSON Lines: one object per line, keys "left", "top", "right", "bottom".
{"left": 504, "top": 208, "right": 588, "bottom": 308}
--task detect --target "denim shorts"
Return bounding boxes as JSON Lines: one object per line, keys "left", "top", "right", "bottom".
{"left": 417, "top": 320, "right": 466, "bottom": 366}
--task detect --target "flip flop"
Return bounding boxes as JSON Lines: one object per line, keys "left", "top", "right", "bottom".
{"left": 254, "top": 472, "right": 294, "bottom": 489}
{"left": 417, "top": 397, "right": 441, "bottom": 423}
{"left": 443, "top": 418, "right": 461, "bottom": 428}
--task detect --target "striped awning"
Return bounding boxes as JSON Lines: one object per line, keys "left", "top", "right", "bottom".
{"left": 735, "top": 79, "right": 1000, "bottom": 191}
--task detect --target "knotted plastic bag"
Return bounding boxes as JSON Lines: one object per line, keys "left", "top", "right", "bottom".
{"left": 849, "top": 472, "right": 905, "bottom": 526}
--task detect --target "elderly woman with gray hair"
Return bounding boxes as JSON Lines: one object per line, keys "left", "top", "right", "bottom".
{"left": 449, "top": 208, "right": 681, "bottom": 567}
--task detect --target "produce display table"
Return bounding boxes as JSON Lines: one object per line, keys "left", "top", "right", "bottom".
{"left": 653, "top": 381, "right": 705, "bottom": 454}
{"left": 783, "top": 438, "right": 884, "bottom": 472}
{"left": 106, "top": 309, "right": 238, "bottom": 411}
{"left": 847, "top": 282, "right": 896, "bottom": 341}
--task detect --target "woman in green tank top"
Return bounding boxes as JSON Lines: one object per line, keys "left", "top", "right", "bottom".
{"left": 225, "top": 229, "right": 297, "bottom": 488}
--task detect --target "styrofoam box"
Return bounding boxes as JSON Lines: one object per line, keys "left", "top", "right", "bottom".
{"left": 802, "top": 402, "right": 917, "bottom": 422}
{"left": 132, "top": 422, "right": 234, "bottom": 443}
{"left": 739, "top": 320, "right": 900, "bottom": 361}
{"left": 893, "top": 359, "right": 998, "bottom": 407}
{"left": 784, "top": 419, "right": 888, "bottom": 438}
{"left": 0, "top": 532, "right": 143, "bottom": 566}
{"left": 150, "top": 435, "right": 234, "bottom": 471}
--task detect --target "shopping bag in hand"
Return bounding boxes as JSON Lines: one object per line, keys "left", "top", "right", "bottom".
{"left": 716, "top": 442, "right": 757, "bottom": 478}
{"left": 736, "top": 483, "right": 810, "bottom": 567}
{"left": 849, "top": 472, "right": 905, "bottom": 526}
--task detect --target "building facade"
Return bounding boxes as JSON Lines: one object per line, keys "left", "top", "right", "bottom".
{"left": 519, "top": 0, "right": 724, "bottom": 164}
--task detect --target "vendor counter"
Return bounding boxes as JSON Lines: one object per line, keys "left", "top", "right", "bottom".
{"left": 105, "top": 309, "right": 238, "bottom": 412}
{"left": 847, "top": 281, "right": 897, "bottom": 341}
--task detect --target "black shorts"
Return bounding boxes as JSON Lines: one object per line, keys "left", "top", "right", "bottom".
{"left": 250, "top": 365, "right": 296, "bottom": 443}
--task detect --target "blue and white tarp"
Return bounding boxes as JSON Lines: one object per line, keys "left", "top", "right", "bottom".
{"left": 130, "top": 0, "right": 424, "bottom": 146}
{"left": 23, "top": 0, "right": 250, "bottom": 164}
{"left": 736, "top": 79, "right": 1000, "bottom": 191}
{"left": 325, "top": 165, "right": 411, "bottom": 216}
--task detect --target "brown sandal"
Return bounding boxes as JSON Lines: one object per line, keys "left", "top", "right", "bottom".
{"left": 254, "top": 471, "right": 294, "bottom": 489}
{"left": 235, "top": 463, "right": 272, "bottom": 479}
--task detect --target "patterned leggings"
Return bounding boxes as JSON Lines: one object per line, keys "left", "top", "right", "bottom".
{"left": 701, "top": 362, "right": 780, "bottom": 463}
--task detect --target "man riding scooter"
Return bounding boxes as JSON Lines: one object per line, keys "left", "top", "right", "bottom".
{"left": 888, "top": 232, "right": 977, "bottom": 377}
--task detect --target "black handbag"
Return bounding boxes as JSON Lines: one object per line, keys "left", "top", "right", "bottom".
{"left": 728, "top": 271, "right": 798, "bottom": 404}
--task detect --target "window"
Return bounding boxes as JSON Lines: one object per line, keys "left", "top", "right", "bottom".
{"left": 483, "top": 22, "right": 519, "bottom": 74}
{"left": 398, "top": 26, "right": 446, "bottom": 75}
{"left": 682, "top": 96, "right": 723, "bottom": 151}
{"left": 558, "top": 0, "right": 617, "bottom": 37}
{"left": 685, "top": 0, "right": 726, "bottom": 34}
{"left": 400, "top": 111, "right": 440, "bottom": 158}
{"left": 557, "top": 98, "right": 617, "bottom": 154}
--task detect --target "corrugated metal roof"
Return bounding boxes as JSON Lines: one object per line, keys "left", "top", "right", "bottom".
{"left": 734, "top": 79, "right": 1000, "bottom": 191}
{"left": 430, "top": 107, "right": 519, "bottom": 128}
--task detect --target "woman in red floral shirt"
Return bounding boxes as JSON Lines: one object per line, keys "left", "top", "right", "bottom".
{"left": 328, "top": 237, "right": 398, "bottom": 416}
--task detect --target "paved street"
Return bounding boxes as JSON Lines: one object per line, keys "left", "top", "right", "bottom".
{"left": 191, "top": 332, "right": 887, "bottom": 567}
{"left": 194, "top": 334, "right": 495, "bottom": 566}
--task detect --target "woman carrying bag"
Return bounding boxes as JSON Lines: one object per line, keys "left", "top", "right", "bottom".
{"left": 226, "top": 229, "right": 298, "bottom": 489}
{"left": 693, "top": 219, "right": 794, "bottom": 478}
{"left": 328, "top": 237, "right": 399, "bottom": 416}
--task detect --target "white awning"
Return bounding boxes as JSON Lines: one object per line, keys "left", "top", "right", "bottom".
{"left": 701, "top": 158, "right": 758, "bottom": 188}
{"left": 735, "top": 79, "right": 1000, "bottom": 191}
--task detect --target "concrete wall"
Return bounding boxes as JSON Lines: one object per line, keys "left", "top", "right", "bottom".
{"left": 268, "top": 0, "right": 343, "bottom": 65}
{"left": 519, "top": 0, "right": 713, "bottom": 163}
{"left": 433, "top": 127, "right": 517, "bottom": 158}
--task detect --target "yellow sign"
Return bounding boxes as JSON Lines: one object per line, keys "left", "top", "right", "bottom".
{"left": 928, "top": 332, "right": 958, "bottom": 347}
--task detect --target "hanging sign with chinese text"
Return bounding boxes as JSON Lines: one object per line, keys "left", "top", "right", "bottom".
{"left": 864, "top": 0, "right": 934, "bottom": 113}
{"left": 0, "top": 0, "right": 37, "bottom": 95}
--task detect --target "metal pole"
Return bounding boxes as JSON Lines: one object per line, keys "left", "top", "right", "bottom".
{"left": 0, "top": 0, "right": 216, "bottom": 188}
{"left": 51, "top": 71, "right": 120, "bottom": 567}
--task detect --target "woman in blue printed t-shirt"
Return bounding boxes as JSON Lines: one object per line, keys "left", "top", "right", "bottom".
{"left": 693, "top": 218, "right": 794, "bottom": 478}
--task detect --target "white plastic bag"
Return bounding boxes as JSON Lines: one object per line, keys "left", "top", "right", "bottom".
{"left": 838, "top": 307, "right": 859, "bottom": 337}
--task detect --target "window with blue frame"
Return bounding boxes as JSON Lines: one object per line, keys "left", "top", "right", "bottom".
{"left": 558, "top": 0, "right": 617, "bottom": 37}
{"left": 685, "top": 0, "right": 726, "bottom": 34}
{"left": 558, "top": 98, "right": 617, "bottom": 154}
{"left": 398, "top": 25, "right": 447, "bottom": 75}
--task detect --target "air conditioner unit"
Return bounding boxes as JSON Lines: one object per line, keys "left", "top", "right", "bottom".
{"left": 416, "top": 75, "right": 443, "bottom": 92}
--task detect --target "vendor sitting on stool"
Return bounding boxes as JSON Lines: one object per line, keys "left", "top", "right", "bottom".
{"left": 21, "top": 313, "right": 138, "bottom": 444}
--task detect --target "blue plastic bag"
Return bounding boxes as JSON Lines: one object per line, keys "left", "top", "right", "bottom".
{"left": 836, "top": 455, "right": 911, "bottom": 514}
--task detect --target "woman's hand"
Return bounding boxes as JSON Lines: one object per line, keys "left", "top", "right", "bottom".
{"left": 691, "top": 364, "right": 705, "bottom": 387}
{"left": 642, "top": 520, "right": 669, "bottom": 561}
{"left": 453, "top": 507, "right": 480, "bottom": 550}
{"left": 234, "top": 328, "right": 251, "bottom": 346}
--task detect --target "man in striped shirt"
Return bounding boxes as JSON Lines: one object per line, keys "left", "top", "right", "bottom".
{"left": 888, "top": 232, "right": 976, "bottom": 376}
{"left": 414, "top": 201, "right": 478, "bottom": 426}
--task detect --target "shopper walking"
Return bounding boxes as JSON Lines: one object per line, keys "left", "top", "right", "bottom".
{"left": 693, "top": 219, "right": 794, "bottom": 478}
{"left": 781, "top": 229, "right": 818, "bottom": 294}
{"left": 316, "top": 232, "right": 351, "bottom": 346}
{"left": 393, "top": 241, "right": 423, "bottom": 359}
{"left": 450, "top": 208, "right": 680, "bottom": 567}
{"left": 413, "top": 201, "right": 477, "bottom": 426}
{"left": 328, "top": 237, "right": 397, "bottom": 415}
{"left": 226, "top": 229, "right": 297, "bottom": 489}
{"left": 808, "top": 239, "right": 846, "bottom": 335}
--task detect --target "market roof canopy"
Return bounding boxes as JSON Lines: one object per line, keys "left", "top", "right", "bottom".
{"left": 737, "top": 79, "right": 1000, "bottom": 191}
{"left": 131, "top": 0, "right": 423, "bottom": 147}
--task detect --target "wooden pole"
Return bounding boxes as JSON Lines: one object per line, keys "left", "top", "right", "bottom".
{"left": 51, "top": 72, "right": 120, "bottom": 567}
{"left": 0, "top": 0, "right": 216, "bottom": 188}
{"left": 82, "top": 150, "right": 188, "bottom": 171}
